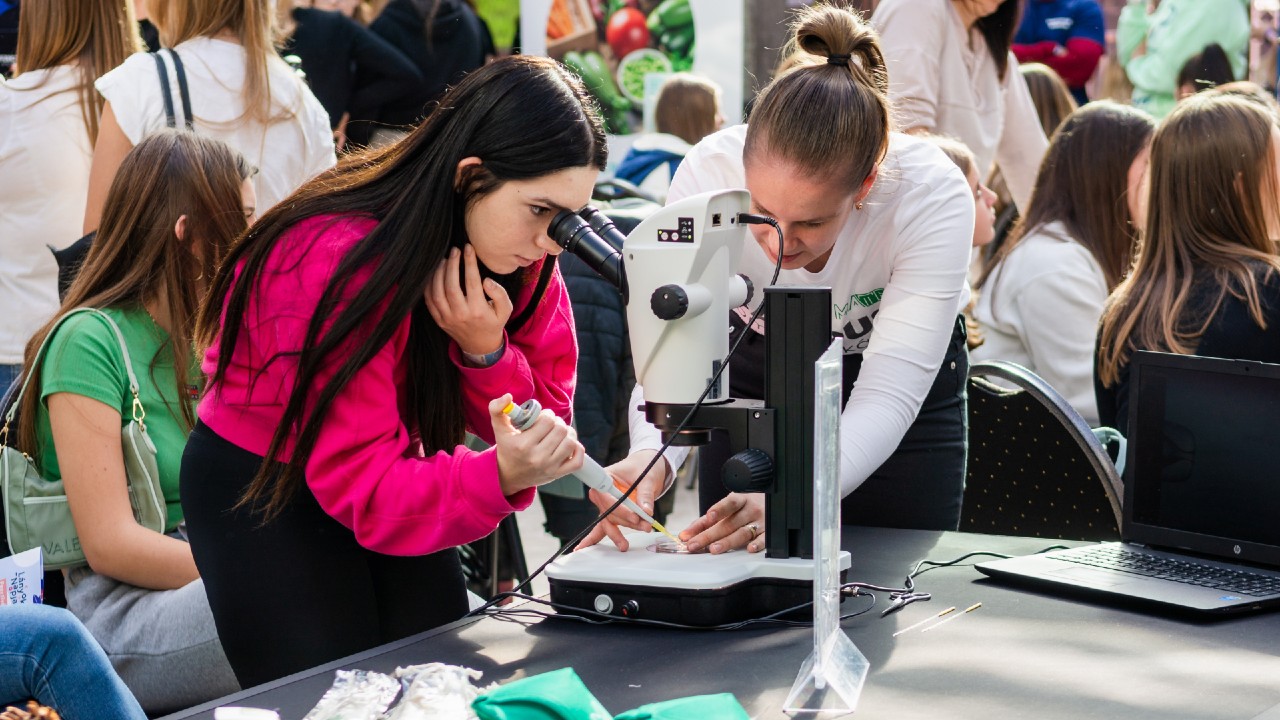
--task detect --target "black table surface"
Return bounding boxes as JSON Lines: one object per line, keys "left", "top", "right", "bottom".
{"left": 163, "top": 527, "right": 1280, "bottom": 720}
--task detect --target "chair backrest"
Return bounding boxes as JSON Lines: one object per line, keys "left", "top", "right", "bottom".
{"left": 964, "top": 360, "right": 1123, "bottom": 541}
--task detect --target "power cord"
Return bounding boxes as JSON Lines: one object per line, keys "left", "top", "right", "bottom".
{"left": 468, "top": 214, "right": 786, "bottom": 618}
{"left": 472, "top": 545, "right": 1072, "bottom": 630}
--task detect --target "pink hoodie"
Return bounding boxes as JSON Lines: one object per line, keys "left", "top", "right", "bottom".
{"left": 198, "top": 214, "right": 578, "bottom": 556}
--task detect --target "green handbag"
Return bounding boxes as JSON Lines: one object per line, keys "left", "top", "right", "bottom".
{"left": 1, "top": 308, "right": 167, "bottom": 570}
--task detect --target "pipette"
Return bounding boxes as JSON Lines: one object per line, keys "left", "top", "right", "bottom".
{"left": 503, "top": 399, "right": 682, "bottom": 545}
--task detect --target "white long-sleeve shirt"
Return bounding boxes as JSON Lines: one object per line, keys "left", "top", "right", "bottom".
{"left": 629, "top": 126, "right": 973, "bottom": 498}
{"left": 872, "top": 0, "right": 1049, "bottom": 212}
{"left": 971, "top": 221, "right": 1107, "bottom": 426}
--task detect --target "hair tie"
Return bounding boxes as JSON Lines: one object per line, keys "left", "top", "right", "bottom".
{"left": 827, "top": 54, "right": 851, "bottom": 66}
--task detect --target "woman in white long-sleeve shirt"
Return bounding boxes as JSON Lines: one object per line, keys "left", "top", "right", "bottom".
{"left": 580, "top": 3, "right": 975, "bottom": 553}
{"left": 972, "top": 101, "right": 1154, "bottom": 426}
{"left": 872, "top": 0, "right": 1049, "bottom": 212}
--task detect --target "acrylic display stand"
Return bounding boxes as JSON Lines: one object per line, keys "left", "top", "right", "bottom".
{"left": 784, "top": 339, "right": 869, "bottom": 716}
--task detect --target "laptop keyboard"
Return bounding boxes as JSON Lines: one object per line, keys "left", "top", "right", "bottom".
{"left": 1056, "top": 545, "right": 1280, "bottom": 597}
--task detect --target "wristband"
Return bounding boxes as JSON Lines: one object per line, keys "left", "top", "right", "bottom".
{"left": 461, "top": 339, "right": 506, "bottom": 368}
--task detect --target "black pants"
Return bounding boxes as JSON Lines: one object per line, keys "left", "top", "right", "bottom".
{"left": 179, "top": 422, "right": 468, "bottom": 688}
{"left": 700, "top": 316, "right": 968, "bottom": 531}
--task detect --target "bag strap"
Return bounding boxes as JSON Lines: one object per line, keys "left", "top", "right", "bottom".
{"left": 168, "top": 50, "right": 194, "bottom": 131}
{"left": 0, "top": 309, "right": 147, "bottom": 444}
{"left": 153, "top": 52, "right": 177, "bottom": 128}
{"left": 153, "top": 49, "right": 194, "bottom": 131}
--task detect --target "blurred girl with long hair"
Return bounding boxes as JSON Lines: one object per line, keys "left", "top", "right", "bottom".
{"left": 15, "top": 131, "right": 251, "bottom": 713}
{"left": 1096, "top": 94, "right": 1280, "bottom": 434}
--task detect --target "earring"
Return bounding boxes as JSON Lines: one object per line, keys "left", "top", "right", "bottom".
{"left": 856, "top": 201, "right": 864, "bottom": 211}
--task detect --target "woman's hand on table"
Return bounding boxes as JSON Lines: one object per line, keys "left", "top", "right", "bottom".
{"left": 681, "top": 492, "right": 766, "bottom": 554}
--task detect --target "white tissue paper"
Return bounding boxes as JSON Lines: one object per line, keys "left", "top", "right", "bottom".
{"left": 383, "top": 663, "right": 496, "bottom": 720}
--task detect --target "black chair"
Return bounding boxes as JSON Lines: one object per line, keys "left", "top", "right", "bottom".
{"left": 963, "top": 360, "right": 1123, "bottom": 542}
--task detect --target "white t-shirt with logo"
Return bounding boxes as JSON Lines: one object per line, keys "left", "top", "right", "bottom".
{"left": 629, "top": 125, "right": 973, "bottom": 497}
{"left": 95, "top": 38, "right": 335, "bottom": 213}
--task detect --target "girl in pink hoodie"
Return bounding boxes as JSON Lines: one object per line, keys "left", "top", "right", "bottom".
{"left": 179, "top": 55, "right": 606, "bottom": 688}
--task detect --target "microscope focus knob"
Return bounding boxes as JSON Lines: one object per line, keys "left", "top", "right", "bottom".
{"left": 650, "top": 284, "right": 690, "bottom": 320}
{"left": 722, "top": 449, "right": 774, "bottom": 493}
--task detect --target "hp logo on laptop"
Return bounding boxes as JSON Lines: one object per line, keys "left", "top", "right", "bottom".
{"left": 1234, "top": 545, "right": 1242, "bottom": 555}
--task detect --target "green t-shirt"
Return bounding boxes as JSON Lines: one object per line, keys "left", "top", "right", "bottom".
{"left": 36, "top": 307, "right": 199, "bottom": 531}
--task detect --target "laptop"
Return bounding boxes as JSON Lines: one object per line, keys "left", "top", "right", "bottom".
{"left": 976, "top": 350, "right": 1280, "bottom": 615}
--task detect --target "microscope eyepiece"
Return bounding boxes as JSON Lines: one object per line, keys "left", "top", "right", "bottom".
{"left": 548, "top": 207, "right": 628, "bottom": 300}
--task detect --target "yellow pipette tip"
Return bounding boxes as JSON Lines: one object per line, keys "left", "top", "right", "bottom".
{"left": 650, "top": 520, "right": 681, "bottom": 544}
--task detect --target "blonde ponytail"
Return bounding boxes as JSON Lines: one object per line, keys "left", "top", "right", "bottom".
{"left": 748, "top": 3, "right": 890, "bottom": 189}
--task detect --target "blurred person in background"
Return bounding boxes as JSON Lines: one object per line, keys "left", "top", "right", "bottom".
{"left": 873, "top": 0, "right": 1050, "bottom": 213}
{"left": 615, "top": 73, "right": 723, "bottom": 201}
{"left": 1096, "top": 94, "right": 1280, "bottom": 435}
{"left": 1013, "top": 0, "right": 1105, "bottom": 105}
{"left": 83, "top": 0, "right": 335, "bottom": 233}
{"left": 281, "top": 0, "right": 423, "bottom": 150}
{"left": 1249, "top": 9, "right": 1278, "bottom": 94}
{"left": 986, "top": 62, "right": 1078, "bottom": 254}
{"left": 1020, "top": 61, "right": 1079, "bottom": 135}
{"left": 368, "top": 0, "right": 492, "bottom": 141}
{"left": 0, "top": 0, "right": 141, "bottom": 393}
{"left": 920, "top": 133, "right": 998, "bottom": 352}
{"left": 1, "top": 1, "right": 19, "bottom": 75}
{"left": 1176, "top": 43, "right": 1237, "bottom": 100}
{"left": 974, "top": 102, "right": 1154, "bottom": 426}
{"left": 14, "top": 131, "right": 250, "bottom": 714}
{"left": 1117, "top": 0, "right": 1249, "bottom": 118}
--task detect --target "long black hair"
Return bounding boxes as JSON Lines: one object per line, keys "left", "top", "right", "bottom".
{"left": 198, "top": 55, "right": 607, "bottom": 518}
{"left": 974, "top": 0, "right": 1023, "bottom": 81}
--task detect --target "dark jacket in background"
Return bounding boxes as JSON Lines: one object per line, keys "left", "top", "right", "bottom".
{"left": 285, "top": 7, "right": 423, "bottom": 138}
{"left": 0, "top": 0, "right": 18, "bottom": 77}
{"left": 561, "top": 250, "right": 634, "bottom": 465}
{"left": 369, "top": 0, "right": 490, "bottom": 127}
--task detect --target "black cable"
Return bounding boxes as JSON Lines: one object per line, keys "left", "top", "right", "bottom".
{"left": 469, "top": 215, "right": 788, "bottom": 619}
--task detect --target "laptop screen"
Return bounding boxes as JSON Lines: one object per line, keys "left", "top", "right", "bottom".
{"left": 1125, "top": 352, "right": 1280, "bottom": 568}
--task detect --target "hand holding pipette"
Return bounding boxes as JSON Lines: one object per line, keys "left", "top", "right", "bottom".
{"left": 504, "top": 398, "right": 681, "bottom": 546}
{"left": 487, "top": 395, "right": 583, "bottom": 496}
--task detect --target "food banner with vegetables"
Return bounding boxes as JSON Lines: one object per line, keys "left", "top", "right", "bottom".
{"left": 521, "top": 0, "right": 744, "bottom": 138}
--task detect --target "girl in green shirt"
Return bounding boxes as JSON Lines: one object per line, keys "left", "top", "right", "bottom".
{"left": 13, "top": 131, "right": 253, "bottom": 713}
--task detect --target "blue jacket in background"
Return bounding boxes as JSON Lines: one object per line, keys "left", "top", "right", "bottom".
{"left": 1014, "top": 0, "right": 1106, "bottom": 104}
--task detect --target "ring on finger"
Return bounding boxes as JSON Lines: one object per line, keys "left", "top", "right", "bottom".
{"left": 747, "top": 522, "right": 761, "bottom": 539}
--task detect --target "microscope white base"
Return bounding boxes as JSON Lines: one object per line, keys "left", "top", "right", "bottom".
{"left": 545, "top": 530, "right": 852, "bottom": 626}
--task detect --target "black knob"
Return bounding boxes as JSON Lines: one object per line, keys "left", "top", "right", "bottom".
{"left": 651, "top": 284, "right": 689, "bottom": 320}
{"left": 722, "top": 448, "right": 774, "bottom": 493}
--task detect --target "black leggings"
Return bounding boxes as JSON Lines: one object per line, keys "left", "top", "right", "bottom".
{"left": 700, "top": 316, "right": 969, "bottom": 531}
{"left": 179, "top": 422, "right": 468, "bottom": 689}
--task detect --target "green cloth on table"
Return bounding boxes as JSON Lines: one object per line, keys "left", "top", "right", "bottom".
{"left": 472, "top": 668, "right": 611, "bottom": 720}
{"left": 613, "top": 694, "right": 750, "bottom": 719}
